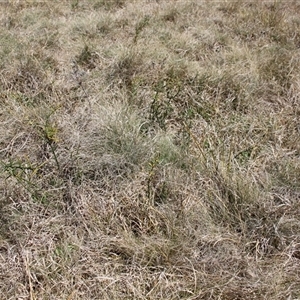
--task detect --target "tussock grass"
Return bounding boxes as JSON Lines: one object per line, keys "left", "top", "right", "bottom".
{"left": 1, "top": 1, "right": 300, "bottom": 299}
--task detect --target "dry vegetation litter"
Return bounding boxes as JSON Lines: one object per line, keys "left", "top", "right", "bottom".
{"left": 0, "top": 1, "right": 300, "bottom": 299}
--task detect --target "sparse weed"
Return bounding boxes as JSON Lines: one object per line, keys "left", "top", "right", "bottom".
{"left": 32, "top": 107, "right": 61, "bottom": 171}
{"left": 1, "top": 159, "right": 38, "bottom": 195}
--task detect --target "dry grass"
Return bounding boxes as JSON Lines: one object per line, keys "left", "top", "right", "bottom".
{"left": 1, "top": 1, "right": 300, "bottom": 299}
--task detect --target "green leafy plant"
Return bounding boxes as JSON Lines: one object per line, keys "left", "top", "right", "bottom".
{"left": 149, "top": 87, "right": 174, "bottom": 131}
{"left": 32, "top": 107, "right": 60, "bottom": 172}
{"left": 1, "top": 158, "right": 46, "bottom": 201}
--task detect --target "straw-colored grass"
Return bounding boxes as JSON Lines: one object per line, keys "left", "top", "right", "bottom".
{"left": 1, "top": 1, "right": 299, "bottom": 299}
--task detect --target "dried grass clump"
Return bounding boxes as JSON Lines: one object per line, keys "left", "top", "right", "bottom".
{"left": 1, "top": 1, "right": 300, "bottom": 299}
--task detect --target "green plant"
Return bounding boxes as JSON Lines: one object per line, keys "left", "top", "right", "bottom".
{"left": 133, "top": 15, "right": 150, "bottom": 44}
{"left": 107, "top": 50, "right": 143, "bottom": 89}
{"left": 258, "top": 46, "right": 293, "bottom": 91}
{"left": 149, "top": 86, "right": 174, "bottom": 131}
{"left": 31, "top": 107, "right": 60, "bottom": 172}
{"left": 96, "top": 19, "right": 111, "bottom": 35}
{"left": 146, "top": 153, "right": 160, "bottom": 203}
{"left": 75, "top": 44, "right": 98, "bottom": 70}
{"left": 71, "top": 0, "right": 79, "bottom": 10}
{"left": 162, "top": 7, "right": 178, "bottom": 22}
{"left": 1, "top": 158, "right": 46, "bottom": 201}
{"left": 93, "top": 0, "right": 125, "bottom": 11}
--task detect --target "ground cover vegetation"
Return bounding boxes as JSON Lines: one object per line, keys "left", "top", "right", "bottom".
{"left": 0, "top": 0, "right": 300, "bottom": 299}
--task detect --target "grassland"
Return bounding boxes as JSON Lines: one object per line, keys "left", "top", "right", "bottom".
{"left": 0, "top": 1, "right": 300, "bottom": 299}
